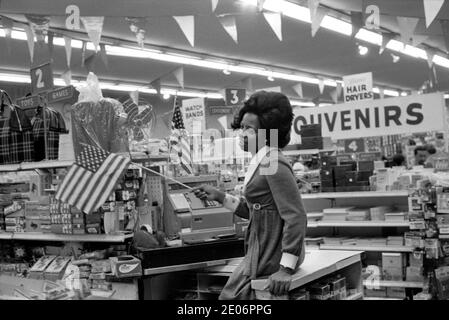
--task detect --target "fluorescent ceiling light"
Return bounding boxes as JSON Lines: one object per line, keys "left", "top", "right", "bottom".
{"left": 0, "top": 72, "right": 31, "bottom": 83}
{"left": 383, "top": 89, "right": 399, "bottom": 97}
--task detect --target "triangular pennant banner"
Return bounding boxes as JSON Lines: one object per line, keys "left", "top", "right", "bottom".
{"left": 292, "top": 83, "right": 303, "bottom": 98}
{"left": 150, "top": 78, "right": 161, "bottom": 94}
{"left": 441, "top": 20, "right": 449, "bottom": 52}
{"left": 397, "top": 16, "right": 420, "bottom": 45}
{"left": 257, "top": 0, "right": 266, "bottom": 12}
{"left": 427, "top": 48, "right": 436, "bottom": 68}
{"left": 350, "top": 11, "right": 364, "bottom": 37}
{"left": 263, "top": 12, "right": 282, "bottom": 41}
{"left": 80, "top": 41, "right": 87, "bottom": 67}
{"left": 330, "top": 89, "right": 338, "bottom": 104}
{"left": 312, "top": 96, "right": 320, "bottom": 106}
{"left": 100, "top": 43, "right": 108, "bottom": 68}
{"left": 379, "top": 88, "right": 385, "bottom": 99}
{"left": 242, "top": 77, "right": 254, "bottom": 93}
{"left": 217, "top": 115, "right": 227, "bottom": 130}
{"left": 318, "top": 78, "right": 325, "bottom": 94}
{"left": 25, "top": 14, "right": 50, "bottom": 43}
{"left": 428, "top": 64, "right": 439, "bottom": 91}
{"left": 379, "top": 33, "right": 395, "bottom": 54}
{"left": 84, "top": 53, "right": 97, "bottom": 72}
{"left": 173, "top": 67, "right": 184, "bottom": 88}
{"left": 47, "top": 31, "right": 54, "bottom": 59}
{"left": 308, "top": 0, "right": 321, "bottom": 19}
{"left": 311, "top": 7, "right": 327, "bottom": 37}
{"left": 24, "top": 25, "right": 35, "bottom": 63}
{"left": 211, "top": 0, "right": 219, "bottom": 12}
{"left": 411, "top": 34, "right": 428, "bottom": 46}
{"left": 130, "top": 91, "right": 139, "bottom": 104}
{"left": 336, "top": 82, "right": 343, "bottom": 98}
{"left": 174, "top": 16, "right": 195, "bottom": 47}
{"left": 61, "top": 69, "right": 72, "bottom": 86}
{"left": 423, "top": 0, "right": 444, "bottom": 28}
{"left": 1, "top": 16, "right": 14, "bottom": 55}
{"left": 64, "top": 36, "right": 72, "bottom": 68}
{"left": 218, "top": 15, "right": 238, "bottom": 44}
{"left": 81, "top": 16, "right": 104, "bottom": 52}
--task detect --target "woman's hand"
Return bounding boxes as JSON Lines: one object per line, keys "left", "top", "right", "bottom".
{"left": 268, "top": 267, "right": 292, "bottom": 296}
{"left": 192, "top": 185, "right": 226, "bottom": 203}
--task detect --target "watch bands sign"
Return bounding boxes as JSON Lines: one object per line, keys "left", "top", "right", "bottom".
{"left": 292, "top": 92, "right": 446, "bottom": 140}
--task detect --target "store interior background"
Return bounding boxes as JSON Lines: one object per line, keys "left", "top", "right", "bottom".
{"left": 1, "top": 0, "right": 449, "bottom": 300}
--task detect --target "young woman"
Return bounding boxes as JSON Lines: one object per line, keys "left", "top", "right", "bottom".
{"left": 193, "top": 91, "right": 307, "bottom": 299}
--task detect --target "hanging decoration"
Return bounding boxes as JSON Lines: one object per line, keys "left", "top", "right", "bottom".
{"left": 150, "top": 78, "right": 162, "bottom": 95}
{"left": 100, "top": 43, "right": 108, "bottom": 68}
{"left": 411, "top": 34, "right": 428, "bottom": 47}
{"left": 379, "top": 32, "right": 395, "bottom": 54}
{"left": 350, "top": 12, "right": 364, "bottom": 37}
{"left": 427, "top": 48, "right": 436, "bottom": 68}
{"left": 318, "top": 78, "right": 324, "bottom": 95}
{"left": 217, "top": 14, "right": 238, "bottom": 44}
{"left": 81, "top": 41, "right": 87, "bottom": 67}
{"left": 61, "top": 69, "right": 72, "bottom": 86}
{"left": 330, "top": 89, "right": 338, "bottom": 104}
{"left": 84, "top": 53, "right": 97, "bottom": 72}
{"left": 441, "top": 20, "right": 449, "bottom": 52}
{"left": 292, "top": 83, "right": 303, "bottom": 98}
{"left": 24, "top": 25, "right": 35, "bottom": 63}
{"left": 125, "top": 17, "right": 146, "bottom": 48}
{"left": 397, "top": 16, "right": 420, "bottom": 45}
{"left": 263, "top": 12, "right": 282, "bottom": 41}
{"left": 81, "top": 16, "right": 104, "bottom": 52}
{"left": 64, "top": 36, "right": 72, "bottom": 68}
{"left": 47, "top": 31, "right": 54, "bottom": 58}
{"left": 379, "top": 88, "right": 385, "bottom": 99}
{"left": 130, "top": 91, "right": 139, "bottom": 105}
{"left": 423, "top": 0, "right": 444, "bottom": 28}
{"left": 1, "top": 16, "right": 14, "bottom": 54}
{"left": 336, "top": 82, "right": 343, "bottom": 98}
{"left": 173, "top": 66, "right": 184, "bottom": 88}
{"left": 311, "top": 7, "right": 327, "bottom": 37}
{"left": 173, "top": 16, "right": 195, "bottom": 47}
{"left": 211, "top": 0, "right": 219, "bottom": 12}
{"left": 25, "top": 14, "right": 50, "bottom": 43}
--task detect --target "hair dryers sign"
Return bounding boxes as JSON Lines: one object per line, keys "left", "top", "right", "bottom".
{"left": 292, "top": 92, "right": 446, "bottom": 140}
{"left": 343, "top": 72, "right": 373, "bottom": 102}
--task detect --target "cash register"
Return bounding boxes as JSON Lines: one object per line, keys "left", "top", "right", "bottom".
{"left": 163, "top": 175, "right": 236, "bottom": 244}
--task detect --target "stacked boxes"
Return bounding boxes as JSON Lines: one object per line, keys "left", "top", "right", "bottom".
{"left": 71, "top": 207, "right": 85, "bottom": 235}
{"left": 4, "top": 201, "right": 26, "bottom": 233}
{"left": 328, "top": 276, "right": 347, "bottom": 300}
{"left": 25, "top": 200, "right": 51, "bottom": 233}
{"left": 299, "top": 124, "right": 323, "bottom": 150}
{"left": 28, "top": 255, "right": 57, "bottom": 279}
{"left": 89, "top": 260, "right": 113, "bottom": 291}
{"left": 44, "top": 256, "right": 72, "bottom": 281}
{"left": 85, "top": 211, "right": 102, "bottom": 234}
{"left": 382, "top": 253, "right": 406, "bottom": 281}
{"left": 50, "top": 199, "right": 74, "bottom": 234}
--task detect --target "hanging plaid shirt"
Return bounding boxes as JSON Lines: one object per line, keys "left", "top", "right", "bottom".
{"left": 0, "top": 105, "right": 34, "bottom": 164}
{"left": 32, "top": 107, "right": 68, "bottom": 160}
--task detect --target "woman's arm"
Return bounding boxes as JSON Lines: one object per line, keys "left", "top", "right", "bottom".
{"left": 265, "top": 160, "right": 308, "bottom": 270}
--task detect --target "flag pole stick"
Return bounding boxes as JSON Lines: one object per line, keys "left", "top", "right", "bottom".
{"left": 130, "top": 161, "right": 193, "bottom": 190}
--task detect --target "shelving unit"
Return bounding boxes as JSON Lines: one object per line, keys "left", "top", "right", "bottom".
{"left": 0, "top": 160, "right": 73, "bottom": 172}
{"left": 345, "top": 292, "right": 364, "bottom": 300}
{"left": 363, "top": 280, "right": 426, "bottom": 289}
{"left": 0, "top": 232, "right": 133, "bottom": 243}
{"left": 301, "top": 191, "right": 409, "bottom": 200}
{"left": 313, "top": 221, "right": 409, "bottom": 228}
{"left": 320, "top": 245, "right": 414, "bottom": 253}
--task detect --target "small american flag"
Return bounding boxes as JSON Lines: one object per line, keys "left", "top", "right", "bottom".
{"left": 55, "top": 144, "right": 131, "bottom": 214}
{"left": 170, "top": 97, "right": 193, "bottom": 174}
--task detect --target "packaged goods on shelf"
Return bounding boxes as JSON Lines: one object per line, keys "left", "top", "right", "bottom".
{"left": 382, "top": 253, "right": 405, "bottom": 281}
{"left": 385, "top": 212, "right": 408, "bottom": 222}
{"left": 369, "top": 206, "right": 393, "bottom": 221}
{"left": 322, "top": 207, "right": 354, "bottom": 221}
{"left": 386, "top": 236, "right": 404, "bottom": 246}
{"left": 386, "top": 287, "right": 406, "bottom": 299}
{"left": 28, "top": 255, "right": 57, "bottom": 279}
{"left": 346, "top": 208, "right": 370, "bottom": 221}
{"left": 406, "top": 266, "right": 424, "bottom": 282}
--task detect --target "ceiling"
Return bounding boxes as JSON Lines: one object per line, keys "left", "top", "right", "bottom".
{"left": 1, "top": 0, "right": 449, "bottom": 105}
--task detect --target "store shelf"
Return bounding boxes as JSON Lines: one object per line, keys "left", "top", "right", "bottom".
{"left": 0, "top": 160, "right": 73, "bottom": 172}
{"left": 128, "top": 152, "right": 169, "bottom": 163}
{"left": 345, "top": 292, "right": 363, "bottom": 300}
{"left": 315, "top": 221, "right": 410, "bottom": 228}
{"left": 363, "top": 280, "right": 425, "bottom": 288}
{"left": 0, "top": 232, "right": 133, "bottom": 243}
{"left": 320, "top": 245, "right": 414, "bottom": 252}
{"left": 363, "top": 297, "right": 403, "bottom": 300}
{"left": 283, "top": 149, "right": 335, "bottom": 156}
{"left": 301, "top": 191, "right": 409, "bottom": 200}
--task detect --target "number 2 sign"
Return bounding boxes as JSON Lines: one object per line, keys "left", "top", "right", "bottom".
{"left": 30, "top": 62, "right": 54, "bottom": 94}
{"left": 225, "top": 88, "right": 246, "bottom": 106}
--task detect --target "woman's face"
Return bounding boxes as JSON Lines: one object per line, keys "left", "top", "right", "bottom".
{"left": 238, "top": 112, "right": 260, "bottom": 152}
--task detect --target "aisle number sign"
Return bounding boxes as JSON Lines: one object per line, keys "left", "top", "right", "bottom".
{"left": 30, "top": 62, "right": 54, "bottom": 94}
{"left": 292, "top": 92, "right": 446, "bottom": 140}
{"left": 225, "top": 88, "right": 246, "bottom": 106}
{"left": 181, "top": 97, "right": 206, "bottom": 134}
{"left": 344, "top": 138, "right": 365, "bottom": 153}
{"left": 343, "top": 72, "right": 373, "bottom": 102}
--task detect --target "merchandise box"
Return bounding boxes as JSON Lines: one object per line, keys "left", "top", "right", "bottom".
{"left": 386, "top": 287, "right": 406, "bottom": 299}
{"left": 382, "top": 253, "right": 405, "bottom": 269}
{"left": 364, "top": 287, "right": 386, "bottom": 298}
{"left": 43, "top": 256, "right": 72, "bottom": 282}
{"left": 25, "top": 219, "right": 52, "bottom": 233}
{"left": 410, "top": 251, "right": 424, "bottom": 268}
{"left": 406, "top": 266, "right": 424, "bottom": 282}
{"left": 308, "top": 282, "right": 330, "bottom": 300}
{"left": 28, "top": 255, "right": 57, "bottom": 279}
{"left": 109, "top": 255, "right": 142, "bottom": 278}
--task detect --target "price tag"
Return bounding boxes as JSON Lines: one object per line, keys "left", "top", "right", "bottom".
{"left": 344, "top": 138, "right": 365, "bottom": 153}
{"left": 30, "top": 62, "right": 54, "bottom": 94}
{"left": 225, "top": 88, "right": 246, "bottom": 106}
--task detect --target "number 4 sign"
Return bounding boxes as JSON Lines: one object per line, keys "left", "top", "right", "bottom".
{"left": 344, "top": 138, "right": 365, "bottom": 153}
{"left": 30, "top": 62, "right": 54, "bottom": 94}
{"left": 225, "top": 88, "right": 246, "bottom": 106}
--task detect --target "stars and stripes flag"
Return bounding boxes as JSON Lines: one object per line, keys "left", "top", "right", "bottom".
{"left": 55, "top": 144, "right": 131, "bottom": 214}
{"left": 169, "top": 97, "right": 193, "bottom": 174}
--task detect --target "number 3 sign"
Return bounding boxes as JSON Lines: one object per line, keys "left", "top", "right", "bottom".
{"left": 30, "top": 62, "right": 54, "bottom": 94}
{"left": 225, "top": 88, "right": 246, "bottom": 106}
